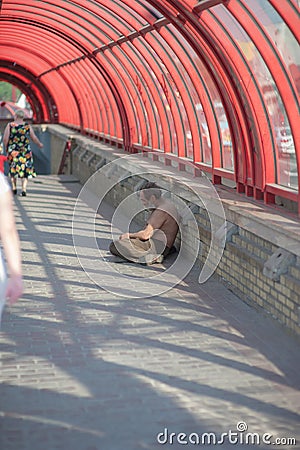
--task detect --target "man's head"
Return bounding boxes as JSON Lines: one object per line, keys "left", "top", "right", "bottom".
{"left": 139, "top": 182, "right": 161, "bottom": 208}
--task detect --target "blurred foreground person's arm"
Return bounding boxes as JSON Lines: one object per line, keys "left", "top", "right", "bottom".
{"left": 0, "top": 181, "right": 23, "bottom": 304}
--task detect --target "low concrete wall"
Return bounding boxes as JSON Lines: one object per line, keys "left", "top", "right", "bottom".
{"left": 46, "top": 124, "right": 300, "bottom": 336}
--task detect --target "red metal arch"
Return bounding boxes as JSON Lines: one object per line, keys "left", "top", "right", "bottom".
{"left": 0, "top": 60, "right": 58, "bottom": 122}
{"left": 0, "top": 0, "right": 299, "bottom": 213}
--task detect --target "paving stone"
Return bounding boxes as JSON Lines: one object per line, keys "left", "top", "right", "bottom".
{"left": 0, "top": 175, "right": 299, "bottom": 450}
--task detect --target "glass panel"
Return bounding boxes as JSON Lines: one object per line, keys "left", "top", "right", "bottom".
{"left": 215, "top": 102, "right": 234, "bottom": 171}
{"left": 193, "top": 57, "right": 233, "bottom": 168}
{"left": 146, "top": 32, "right": 180, "bottom": 155}
{"left": 101, "top": 50, "right": 141, "bottom": 141}
{"left": 164, "top": 25, "right": 213, "bottom": 161}
{"left": 177, "top": 26, "right": 233, "bottom": 168}
{"left": 165, "top": 27, "right": 233, "bottom": 166}
{"left": 248, "top": 2, "right": 299, "bottom": 188}
{"left": 156, "top": 26, "right": 195, "bottom": 159}
{"left": 122, "top": 39, "right": 175, "bottom": 150}
{"left": 133, "top": 38, "right": 174, "bottom": 151}
{"left": 114, "top": 45, "right": 153, "bottom": 145}
{"left": 212, "top": 4, "right": 298, "bottom": 189}
{"left": 195, "top": 103, "right": 212, "bottom": 165}
{"left": 246, "top": 0, "right": 300, "bottom": 97}
{"left": 133, "top": 0, "right": 176, "bottom": 17}
{"left": 111, "top": 0, "right": 148, "bottom": 26}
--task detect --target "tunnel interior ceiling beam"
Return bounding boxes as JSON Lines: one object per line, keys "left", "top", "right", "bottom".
{"left": 0, "top": 0, "right": 299, "bottom": 213}
{"left": 2, "top": 1, "right": 166, "bottom": 48}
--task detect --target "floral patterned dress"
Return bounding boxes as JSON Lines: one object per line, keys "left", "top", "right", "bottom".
{"left": 7, "top": 122, "right": 36, "bottom": 179}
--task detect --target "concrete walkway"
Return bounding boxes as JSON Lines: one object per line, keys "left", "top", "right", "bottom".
{"left": 0, "top": 175, "right": 299, "bottom": 450}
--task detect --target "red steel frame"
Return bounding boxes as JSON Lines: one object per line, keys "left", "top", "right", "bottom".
{"left": 0, "top": 0, "right": 299, "bottom": 214}
{"left": 227, "top": 0, "right": 300, "bottom": 211}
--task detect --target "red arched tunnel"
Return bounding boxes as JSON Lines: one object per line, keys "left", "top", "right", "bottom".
{"left": 0, "top": 0, "right": 299, "bottom": 213}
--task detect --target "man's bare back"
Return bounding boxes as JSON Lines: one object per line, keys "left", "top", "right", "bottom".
{"left": 147, "top": 199, "right": 179, "bottom": 249}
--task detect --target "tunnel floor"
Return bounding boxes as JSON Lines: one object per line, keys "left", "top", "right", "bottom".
{"left": 0, "top": 175, "right": 299, "bottom": 450}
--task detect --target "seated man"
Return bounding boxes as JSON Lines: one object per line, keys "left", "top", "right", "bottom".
{"left": 109, "top": 182, "right": 179, "bottom": 264}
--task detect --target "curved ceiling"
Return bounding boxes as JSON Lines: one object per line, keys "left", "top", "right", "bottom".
{"left": 0, "top": 0, "right": 299, "bottom": 212}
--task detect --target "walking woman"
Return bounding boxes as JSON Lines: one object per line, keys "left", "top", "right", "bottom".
{"left": 3, "top": 109, "right": 43, "bottom": 196}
